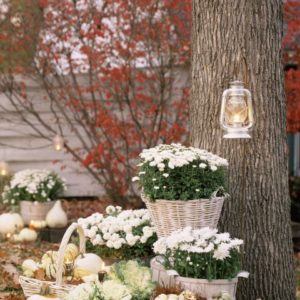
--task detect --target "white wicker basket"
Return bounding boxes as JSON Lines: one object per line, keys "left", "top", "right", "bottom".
{"left": 19, "top": 222, "right": 86, "bottom": 298}
{"left": 175, "top": 276, "right": 238, "bottom": 300}
{"left": 151, "top": 257, "right": 238, "bottom": 300}
{"left": 142, "top": 191, "right": 225, "bottom": 238}
{"left": 20, "top": 200, "right": 55, "bottom": 225}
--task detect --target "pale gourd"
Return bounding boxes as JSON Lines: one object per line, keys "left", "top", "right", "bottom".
{"left": 74, "top": 253, "right": 103, "bottom": 278}
{"left": 64, "top": 243, "right": 79, "bottom": 262}
{"left": 22, "top": 259, "right": 38, "bottom": 278}
{"left": 0, "top": 213, "right": 24, "bottom": 234}
{"left": 41, "top": 251, "right": 59, "bottom": 279}
{"left": 46, "top": 200, "right": 68, "bottom": 228}
{"left": 41, "top": 251, "right": 59, "bottom": 265}
{"left": 18, "top": 228, "right": 37, "bottom": 242}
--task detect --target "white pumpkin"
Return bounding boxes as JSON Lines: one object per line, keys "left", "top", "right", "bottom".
{"left": 22, "top": 259, "right": 39, "bottom": 277}
{"left": 0, "top": 213, "right": 24, "bottom": 234}
{"left": 64, "top": 243, "right": 79, "bottom": 262}
{"left": 46, "top": 200, "right": 68, "bottom": 228}
{"left": 74, "top": 253, "right": 103, "bottom": 278}
{"left": 27, "top": 294, "right": 60, "bottom": 300}
{"left": 18, "top": 228, "right": 37, "bottom": 242}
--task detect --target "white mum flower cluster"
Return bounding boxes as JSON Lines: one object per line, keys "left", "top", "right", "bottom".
{"left": 9, "top": 169, "right": 65, "bottom": 194}
{"left": 2, "top": 169, "right": 66, "bottom": 205}
{"left": 78, "top": 206, "right": 156, "bottom": 249}
{"left": 153, "top": 227, "right": 243, "bottom": 261}
{"left": 138, "top": 143, "right": 228, "bottom": 172}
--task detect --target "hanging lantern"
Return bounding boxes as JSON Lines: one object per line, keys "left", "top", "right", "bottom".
{"left": 0, "top": 161, "right": 9, "bottom": 176}
{"left": 220, "top": 80, "right": 254, "bottom": 139}
{"left": 53, "top": 135, "right": 64, "bottom": 151}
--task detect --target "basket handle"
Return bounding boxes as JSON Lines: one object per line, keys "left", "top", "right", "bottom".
{"left": 210, "top": 186, "right": 229, "bottom": 199}
{"left": 55, "top": 222, "right": 86, "bottom": 286}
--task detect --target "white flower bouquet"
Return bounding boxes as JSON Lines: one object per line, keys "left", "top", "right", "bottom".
{"left": 153, "top": 227, "right": 243, "bottom": 280}
{"left": 78, "top": 206, "right": 157, "bottom": 260}
{"left": 133, "top": 143, "right": 228, "bottom": 201}
{"left": 2, "top": 169, "right": 66, "bottom": 206}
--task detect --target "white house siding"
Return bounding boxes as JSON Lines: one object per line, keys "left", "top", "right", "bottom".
{"left": 0, "top": 82, "right": 101, "bottom": 197}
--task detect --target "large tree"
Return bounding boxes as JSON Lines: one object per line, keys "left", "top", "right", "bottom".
{"left": 191, "top": 1, "right": 295, "bottom": 299}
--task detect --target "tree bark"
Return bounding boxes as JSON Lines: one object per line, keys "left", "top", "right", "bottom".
{"left": 191, "top": 1, "right": 295, "bottom": 299}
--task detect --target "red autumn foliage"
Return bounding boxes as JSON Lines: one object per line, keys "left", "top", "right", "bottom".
{"left": 0, "top": 0, "right": 191, "bottom": 204}
{"left": 284, "top": 0, "right": 300, "bottom": 133}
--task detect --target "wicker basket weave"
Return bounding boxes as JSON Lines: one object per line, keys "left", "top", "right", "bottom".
{"left": 20, "top": 200, "right": 55, "bottom": 225}
{"left": 142, "top": 191, "right": 225, "bottom": 238}
{"left": 19, "top": 222, "right": 86, "bottom": 298}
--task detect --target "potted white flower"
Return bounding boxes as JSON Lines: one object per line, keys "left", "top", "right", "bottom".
{"left": 78, "top": 205, "right": 157, "bottom": 263}
{"left": 152, "top": 227, "right": 243, "bottom": 300}
{"left": 133, "top": 144, "right": 229, "bottom": 237}
{"left": 2, "top": 169, "right": 66, "bottom": 224}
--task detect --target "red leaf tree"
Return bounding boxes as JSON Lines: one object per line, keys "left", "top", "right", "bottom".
{"left": 0, "top": 0, "right": 191, "bottom": 204}
{"left": 284, "top": 0, "right": 300, "bottom": 133}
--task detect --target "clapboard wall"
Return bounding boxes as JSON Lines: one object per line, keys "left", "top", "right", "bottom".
{"left": 0, "top": 78, "right": 101, "bottom": 197}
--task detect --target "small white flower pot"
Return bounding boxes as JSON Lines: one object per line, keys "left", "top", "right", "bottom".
{"left": 20, "top": 200, "right": 55, "bottom": 225}
{"left": 151, "top": 257, "right": 239, "bottom": 300}
{"left": 175, "top": 276, "right": 238, "bottom": 300}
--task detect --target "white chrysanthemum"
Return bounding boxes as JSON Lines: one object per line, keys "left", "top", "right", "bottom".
{"left": 77, "top": 206, "right": 155, "bottom": 250}
{"left": 213, "top": 243, "right": 231, "bottom": 260}
{"left": 153, "top": 226, "right": 243, "bottom": 263}
{"left": 139, "top": 144, "right": 228, "bottom": 169}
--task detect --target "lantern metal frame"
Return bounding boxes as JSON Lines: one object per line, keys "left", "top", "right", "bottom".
{"left": 220, "top": 81, "right": 254, "bottom": 139}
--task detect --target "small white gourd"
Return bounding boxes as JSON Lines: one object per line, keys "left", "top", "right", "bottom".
{"left": 74, "top": 253, "right": 103, "bottom": 278}
{"left": 22, "top": 259, "right": 39, "bottom": 278}
{"left": 0, "top": 213, "right": 24, "bottom": 234}
{"left": 18, "top": 228, "right": 37, "bottom": 242}
{"left": 46, "top": 200, "right": 68, "bottom": 228}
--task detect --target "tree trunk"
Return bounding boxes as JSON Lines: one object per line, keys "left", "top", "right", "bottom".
{"left": 191, "top": 1, "right": 295, "bottom": 299}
